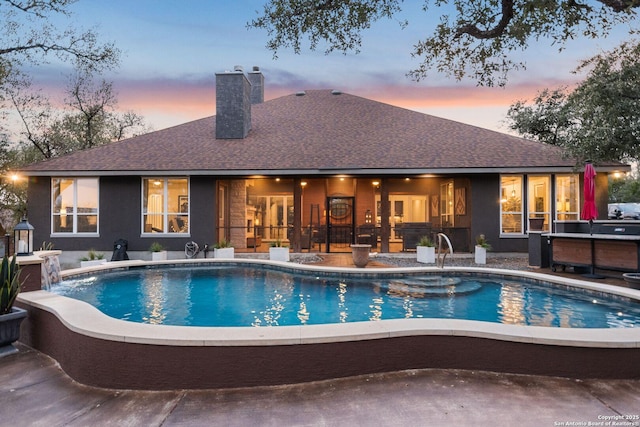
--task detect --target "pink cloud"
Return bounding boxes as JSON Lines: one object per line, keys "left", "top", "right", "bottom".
{"left": 108, "top": 75, "right": 581, "bottom": 133}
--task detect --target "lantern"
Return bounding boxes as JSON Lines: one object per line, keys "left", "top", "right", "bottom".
{"left": 14, "top": 217, "right": 34, "bottom": 256}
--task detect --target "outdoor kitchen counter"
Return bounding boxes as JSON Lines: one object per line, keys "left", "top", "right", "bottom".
{"left": 548, "top": 232, "right": 640, "bottom": 273}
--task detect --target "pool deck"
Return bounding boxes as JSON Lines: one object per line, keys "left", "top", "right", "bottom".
{"left": 3, "top": 253, "right": 640, "bottom": 425}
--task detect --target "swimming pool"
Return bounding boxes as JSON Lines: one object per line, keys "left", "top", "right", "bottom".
{"left": 50, "top": 265, "right": 640, "bottom": 328}
{"left": 16, "top": 259, "right": 640, "bottom": 389}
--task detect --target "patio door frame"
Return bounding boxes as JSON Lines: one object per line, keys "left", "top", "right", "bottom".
{"left": 326, "top": 196, "right": 355, "bottom": 252}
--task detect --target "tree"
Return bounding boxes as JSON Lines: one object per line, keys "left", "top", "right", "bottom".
{"left": 506, "top": 40, "right": 640, "bottom": 165}
{"left": 1, "top": 0, "right": 121, "bottom": 140}
{"left": 0, "top": 140, "right": 32, "bottom": 224}
{"left": 609, "top": 174, "right": 640, "bottom": 202}
{"left": 0, "top": 0, "right": 119, "bottom": 79}
{"left": 248, "top": 0, "right": 638, "bottom": 86}
{"left": 506, "top": 88, "right": 574, "bottom": 146}
{"left": 9, "top": 70, "right": 147, "bottom": 159}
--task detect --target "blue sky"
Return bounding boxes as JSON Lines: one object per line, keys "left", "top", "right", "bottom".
{"left": 25, "top": 0, "right": 635, "bottom": 133}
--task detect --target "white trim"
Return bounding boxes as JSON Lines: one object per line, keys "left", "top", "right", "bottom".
{"left": 499, "top": 175, "right": 524, "bottom": 235}
{"left": 141, "top": 177, "right": 190, "bottom": 235}
{"left": 51, "top": 177, "right": 100, "bottom": 235}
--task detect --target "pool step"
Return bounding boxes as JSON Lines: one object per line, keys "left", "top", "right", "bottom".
{"left": 387, "top": 276, "right": 482, "bottom": 297}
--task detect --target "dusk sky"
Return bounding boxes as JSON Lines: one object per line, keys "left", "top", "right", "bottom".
{"left": 25, "top": 1, "right": 634, "bottom": 134}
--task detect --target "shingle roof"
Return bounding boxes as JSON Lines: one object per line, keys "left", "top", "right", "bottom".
{"left": 22, "top": 90, "right": 589, "bottom": 176}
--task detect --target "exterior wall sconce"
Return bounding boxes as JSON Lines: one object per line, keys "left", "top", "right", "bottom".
{"left": 14, "top": 217, "right": 34, "bottom": 256}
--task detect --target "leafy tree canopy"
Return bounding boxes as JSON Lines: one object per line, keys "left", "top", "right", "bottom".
{"left": 249, "top": 0, "right": 638, "bottom": 86}
{"left": 507, "top": 40, "right": 640, "bottom": 165}
{"left": 610, "top": 174, "right": 640, "bottom": 202}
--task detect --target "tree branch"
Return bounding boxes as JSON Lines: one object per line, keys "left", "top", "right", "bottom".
{"left": 455, "top": 0, "right": 514, "bottom": 39}
{"left": 4, "top": 0, "right": 72, "bottom": 17}
{"left": 9, "top": 92, "right": 54, "bottom": 158}
{"left": 597, "top": 0, "right": 640, "bottom": 12}
{"left": 0, "top": 42, "right": 112, "bottom": 63}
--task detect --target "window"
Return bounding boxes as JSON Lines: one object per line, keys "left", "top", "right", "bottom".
{"left": 254, "top": 195, "right": 293, "bottom": 240}
{"left": 380, "top": 195, "right": 429, "bottom": 240}
{"left": 246, "top": 179, "right": 294, "bottom": 242}
{"left": 527, "top": 176, "right": 550, "bottom": 231}
{"left": 440, "top": 181, "right": 454, "bottom": 226}
{"left": 500, "top": 176, "right": 523, "bottom": 234}
{"left": 555, "top": 174, "right": 579, "bottom": 221}
{"left": 142, "top": 178, "right": 189, "bottom": 234}
{"left": 52, "top": 178, "right": 99, "bottom": 234}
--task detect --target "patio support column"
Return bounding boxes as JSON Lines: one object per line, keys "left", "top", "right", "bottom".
{"left": 292, "top": 178, "right": 302, "bottom": 252}
{"left": 380, "top": 179, "right": 390, "bottom": 253}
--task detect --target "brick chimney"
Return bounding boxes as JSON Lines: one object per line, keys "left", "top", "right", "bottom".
{"left": 247, "top": 66, "right": 264, "bottom": 105}
{"left": 215, "top": 66, "right": 252, "bottom": 139}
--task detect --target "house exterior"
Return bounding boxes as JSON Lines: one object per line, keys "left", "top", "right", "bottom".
{"left": 19, "top": 66, "right": 627, "bottom": 259}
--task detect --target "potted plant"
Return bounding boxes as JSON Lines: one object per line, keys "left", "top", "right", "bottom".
{"left": 149, "top": 242, "right": 167, "bottom": 261}
{"left": 214, "top": 240, "right": 234, "bottom": 259}
{"left": 0, "top": 255, "right": 28, "bottom": 356}
{"left": 80, "top": 248, "right": 106, "bottom": 268}
{"left": 416, "top": 235, "right": 436, "bottom": 264}
{"left": 269, "top": 239, "right": 290, "bottom": 262}
{"left": 475, "top": 234, "right": 491, "bottom": 264}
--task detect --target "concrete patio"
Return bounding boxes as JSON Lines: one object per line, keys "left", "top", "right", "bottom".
{"left": 1, "top": 343, "right": 639, "bottom": 426}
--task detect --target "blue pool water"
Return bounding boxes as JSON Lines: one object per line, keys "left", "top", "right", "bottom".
{"left": 50, "top": 266, "right": 640, "bottom": 328}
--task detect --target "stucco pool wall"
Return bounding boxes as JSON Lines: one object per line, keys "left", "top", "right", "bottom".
{"left": 16, "top": 259, "right": 640, "bottom": 390}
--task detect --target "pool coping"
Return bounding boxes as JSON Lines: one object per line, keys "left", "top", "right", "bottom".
{"left": 18, "top": 258, "right": 640, "bottom": 349}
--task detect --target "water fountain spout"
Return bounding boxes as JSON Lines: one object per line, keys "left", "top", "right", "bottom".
{"left": 40, "top": 254, "right": 62, "bottom": 290}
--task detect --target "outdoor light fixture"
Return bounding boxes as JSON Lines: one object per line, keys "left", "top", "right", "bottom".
{"left": 14, "top": 217, "right": 34, "bottom": 256}
{"left": 365, "top": 209, "right": 372, "bottom": 224}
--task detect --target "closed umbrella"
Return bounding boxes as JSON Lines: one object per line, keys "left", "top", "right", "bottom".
{"left": 581, "top": 162, "right": 598, "bottom": 234}
{"left": 581, "top": 162, "right": 602, "bottom": 278}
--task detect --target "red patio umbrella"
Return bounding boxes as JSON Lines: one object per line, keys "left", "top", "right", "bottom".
{"left": 581, "top": 161, "right": 598, "bottom": 234}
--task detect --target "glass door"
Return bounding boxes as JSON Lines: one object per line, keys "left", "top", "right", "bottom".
{"left": 326, "top": 197, "right": 354, "bottom": 252}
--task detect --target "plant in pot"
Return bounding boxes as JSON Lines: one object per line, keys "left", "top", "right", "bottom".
{"left": 269, "top": 239, "right": 290, "bottom": 262}
{"left": 416, "top": 235, "right": 436, "bottom": 264}
{"left": 80, "top": 248, "right": 105, "bottom": 268}
{"left": 213, "top": 240, "right": 234, "bottom": 259}
{"left": 475, "top": 234, "right": 491, "bottom": 265}
{"left": 0, "top": 255, "right": 28, "bottom": 357}
{"left": 149, "top": 242, "right": 167, "bottom": 261}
